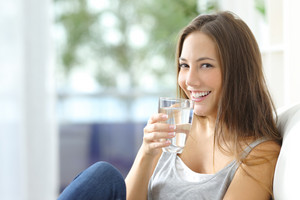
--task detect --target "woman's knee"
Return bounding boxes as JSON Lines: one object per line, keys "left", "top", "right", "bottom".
{"left": 59, "top": 161, "right": 126, "bottom": 200}
{"left": 86, "top": 161, "right": 124, "bottom": 181}
{"left": 84, "top": 162, "right": 126, "bottom": 198}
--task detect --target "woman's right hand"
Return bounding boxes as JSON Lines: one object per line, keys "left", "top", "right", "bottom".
{"left": 142, "top": 113, "right": 176, "bottom": 157}
{"left": 126, "top": 113, "right": 175, "bottom": 200}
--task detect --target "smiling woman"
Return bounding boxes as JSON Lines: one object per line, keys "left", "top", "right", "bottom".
{"left": 171, "top": 11, "right": 281, "bottom": 199}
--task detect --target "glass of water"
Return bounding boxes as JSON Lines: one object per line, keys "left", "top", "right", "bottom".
{"left": 158, "top": 97, "right": 194, "bottom": 154}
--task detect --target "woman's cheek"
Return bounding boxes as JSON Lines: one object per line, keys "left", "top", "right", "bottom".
{"left": 178, "top": 73, "right": 190, "bottom": 98}
{"left": 178, "top": 72, "right": 185, "bottom": 88}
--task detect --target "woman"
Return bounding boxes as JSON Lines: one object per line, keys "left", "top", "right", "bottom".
{"left": 126, "top": 11, "right": 281, "bottom": 200}
{"left": 58, "top": 11, "right": 281, "bottom": 200}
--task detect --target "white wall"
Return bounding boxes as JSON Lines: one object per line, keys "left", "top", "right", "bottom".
{"left": 0, "top": 0, "right": 58, "bottom": 199}
{"left": 262, "top": 0, "right": 300, "bottom": 108}
{"left": 282, "top": 0, "right": 300, "bottom": 106}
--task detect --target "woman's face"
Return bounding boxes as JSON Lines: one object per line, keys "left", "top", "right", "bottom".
{"left": 178, "top": 31, "right": 222, "bottom": 117}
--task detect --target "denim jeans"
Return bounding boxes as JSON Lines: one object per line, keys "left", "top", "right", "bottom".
{"left": 58, "top": 162, "right": 126, "bottom": 200}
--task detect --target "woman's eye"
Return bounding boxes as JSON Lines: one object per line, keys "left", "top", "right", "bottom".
{"left": 201, "top": 63, "right": 212, "bottom": 68}
{"left": 179, "top": 63, "right": 189, "bottom": 68}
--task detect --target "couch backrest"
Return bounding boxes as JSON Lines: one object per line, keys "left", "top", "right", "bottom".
{"left": 273, "top": 103, "right": 300, "bottom": 199}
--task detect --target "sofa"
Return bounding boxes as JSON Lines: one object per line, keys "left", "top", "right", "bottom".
{"left": 273, "top": 103, "right": 300, "bottom": 199}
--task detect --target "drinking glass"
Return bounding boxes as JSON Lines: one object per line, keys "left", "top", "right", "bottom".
{"left": 158, "top": 97, "right": 194, "bottom": 154}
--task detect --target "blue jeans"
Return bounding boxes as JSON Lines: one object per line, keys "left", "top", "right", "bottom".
{"left": 58, "top": 162, "right": 126, "bottom": 200}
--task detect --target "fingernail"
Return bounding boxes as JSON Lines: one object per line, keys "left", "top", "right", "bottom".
{"left": 169, "top": 125, "right": 176, "bottom": 130}
{"left": 168, "top": 132, "right": 175, "bottom": 136}
{"left": 162, "top": 114, "right": 168, "bottom": 119}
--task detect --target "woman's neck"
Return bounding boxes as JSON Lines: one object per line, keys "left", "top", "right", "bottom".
{"left": 191, "top": 115, "right": 216, "bottom": 139}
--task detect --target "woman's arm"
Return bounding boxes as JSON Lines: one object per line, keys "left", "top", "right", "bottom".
{"left": 224, "top": 141, "right": 281, "bottom": 200}
{"left": 125, "top": 145, "right": 161, "bottom": 200}
{"left": 125, "top": 113, "right": 176, "bottom": 200}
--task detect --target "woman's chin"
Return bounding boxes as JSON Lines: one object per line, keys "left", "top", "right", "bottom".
{"left": 193, "top": 108, "right": 218, "bottom": 119}
{"left": 193, "top": 110, "right": 205, "bottom": 117}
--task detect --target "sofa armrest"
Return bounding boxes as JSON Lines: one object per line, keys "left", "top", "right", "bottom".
{"left": 273, "top": 103, "right": 300, "bottom": 199}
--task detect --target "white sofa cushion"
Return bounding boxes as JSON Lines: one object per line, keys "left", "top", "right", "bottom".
{"left": 273, "top": 103, "right": 300, "bottom": 199}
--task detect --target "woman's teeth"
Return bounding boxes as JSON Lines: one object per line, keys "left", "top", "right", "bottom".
{"left": 192, "top": 91, "right": 211, "bottom": 98}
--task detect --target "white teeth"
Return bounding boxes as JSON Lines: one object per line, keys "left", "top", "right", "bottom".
{"left": 192, "top": 91, "right": 210, "bottom": 98}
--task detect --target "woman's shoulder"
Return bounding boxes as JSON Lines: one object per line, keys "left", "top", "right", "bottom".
{"left": 249, "top": 139, "right": 281, "bottom": 158}
{"left": 224, "top": 139, "right": 281, "bottom": 199}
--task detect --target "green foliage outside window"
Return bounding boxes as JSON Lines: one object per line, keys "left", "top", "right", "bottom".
{"left": 255, "top": 0, "right": 266, "bottom": 19}
{"left": 54, "top": 0, "right": 218, "bottom": 90}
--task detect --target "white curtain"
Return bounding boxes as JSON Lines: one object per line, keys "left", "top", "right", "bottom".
{"left": 0, "top": 0, "right": 58, "bottom": 199}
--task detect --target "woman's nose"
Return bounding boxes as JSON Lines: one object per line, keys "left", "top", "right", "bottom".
{"left": 186, "top": 67, "right": 200, "bottom": 87}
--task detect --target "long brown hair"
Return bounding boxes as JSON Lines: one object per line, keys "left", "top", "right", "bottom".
{"left": 176, "top": 11, "right": 281, "bottom": 194}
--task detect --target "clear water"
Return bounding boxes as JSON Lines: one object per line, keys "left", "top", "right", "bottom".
{"left": 159, "top": 107, "right": 193, "bottom": 153}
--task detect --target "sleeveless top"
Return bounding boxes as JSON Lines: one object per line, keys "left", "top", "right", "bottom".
{"left": 147, "top": 138, "right": 267, "bottom": 200}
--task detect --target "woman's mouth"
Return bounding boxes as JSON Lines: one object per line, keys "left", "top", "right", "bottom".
{"left": 190, "top": 91, "right": 211, "bottom": 101}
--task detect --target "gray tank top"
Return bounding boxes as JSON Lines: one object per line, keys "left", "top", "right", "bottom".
{"left": 148, "top": 138, "right": 267, "bottom": 200}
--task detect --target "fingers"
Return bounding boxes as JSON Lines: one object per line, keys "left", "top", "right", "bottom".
{"left": 144, "top": 113, "right": 175, "bottom": 137}
{"left": 144, "top": 123, "right": 176, "bottom": 134}
{"left": 143, "top": 131, "right": 175, "bottom": 143}
{"left": 147, "top": 140, "right": 171, "bottom": 149}
{"left": 142, "top": 113, "right": 176, "bottom": 155}
{"left": 147, "top": 113, "right": 168, "bottom": 124}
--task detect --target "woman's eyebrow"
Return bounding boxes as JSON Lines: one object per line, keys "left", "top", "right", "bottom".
{"left": 179, "top": 57, "right": 216, "bottom": 62}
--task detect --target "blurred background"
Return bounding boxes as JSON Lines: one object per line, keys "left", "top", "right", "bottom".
{"left": 1, "top": 0, "right": 300, "bottom": 199}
